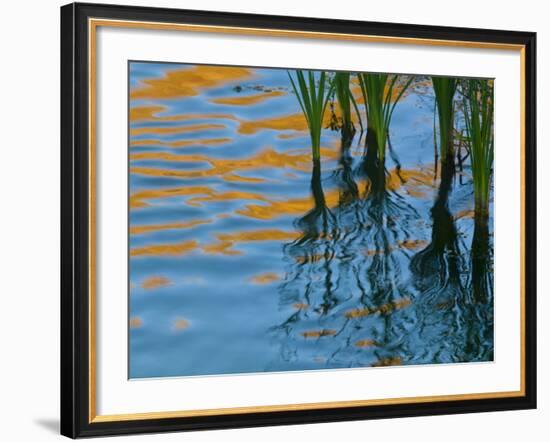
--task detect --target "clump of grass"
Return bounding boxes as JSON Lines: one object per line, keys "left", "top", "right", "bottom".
{"left": 358, "top": 73, "right": 413, "bottom": 161}
{"left": 332, "top": 72, "right": 362, "bottom": 139}
{"left": 431, "top": 76, "right": 457, "bottom": 165}
{"left": 462, "top": 79, "right": 494, "bottom": 219}
{"left": 287, "top": 70, "right": 334, "bottom": 161}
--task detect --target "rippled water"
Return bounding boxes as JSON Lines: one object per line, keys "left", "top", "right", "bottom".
{"left": 128, "top": 62, "right": 494, "bottom": 378}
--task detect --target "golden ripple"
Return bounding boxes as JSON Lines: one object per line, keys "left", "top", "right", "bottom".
{"left": 130, "top": 123, "right": 225, "bottom": 137}
{"left": 130, "top": 105, "right": 165, "bottom": 121}
{"left": 129, "top": 317, "right": 142, "bottom": 328}
{"left": 187, "top": 190, "right": 270, "bottom": 207}
{"left": 202, "top": 241, "right": 242, "bottom": 256}
{"left": 277, "top": 133, "right": 306, "bottom": 140}
{"left": 130, "top": 240, "right": 199, "bottom": 257}
{"left": 249, "top": 272, "right": 281, "bottom": 284}
{"left": 355, "top": 339, "right": 378, "bottom": 348}
{"left": 364, "top": 248, "right": 385, "bottom": 257}
{"left": 130, "top": 186, "right": 214, "bottom": 209}
{"left": 130, "top": 104, "right": 239, "bottom": 123}
{"left": 238, "top": 113, "right": 307, "bottom": 134}
{"left": 173, "top": 318, "right": 190, "bottom": 330}
{"left": 131, "top": 65, "right": 252, "bottom": 99}
{"left": 294, "top": 254, "right": 327, "bottom": 264}
{"left": 130, "top": 147, "right": 334, "bottom": 181}
{"left": 222, "top": 174, "right": 265, "bottom": 183}
{"left": 392, "top": 297, "right": 413, "bottom": 309}
{"left": 238, "top": 110, "right": 341, "bottom": 135}
{"left": 372, "top": 356, "right": 402, "bottom": 367}
{"left": 130, "top": 219, "right": 212, "bottom": 235}
{"left": 397, "top": 239, "right": 428, "bottom": 250}
{"left": 386, "top": 167, "right": 436, "bottom": 192}
{"left": 293, "top": 303, "right": 309, "bottom": 310}
{"left": 202, "top": 229, "right": 299, "bottom": 256}
{"left": 217, "top": 229, "right": 299, "bottom": 242}
{"left": 141, "top": 276, "right": 172, "bottom": 290}
{"left": 130, "top": 151, "right": 209, "bottom": 162}
{"left": 236, "top": 187, "right": 340, "bottom": 220}
{"left": 130, "top": 137, "right": 232, "bottom": 148}
{"left": 211, "top": 90, "right": 285, "bottom": 105}
{"left": 345, "top": 307, "right": 371, "bottom": 319}
{"left": 345, "top": 297, "right": 412, "bottom": 319}
{"left": 301, "top": 329, "right": 337, "bottom": 338}
{"left": 231, "top": 167, "right": 430, "bottom": 222}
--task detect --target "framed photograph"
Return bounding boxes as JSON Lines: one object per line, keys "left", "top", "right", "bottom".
{"left": 60, "top": 2, "right": 536, "bottom": 438}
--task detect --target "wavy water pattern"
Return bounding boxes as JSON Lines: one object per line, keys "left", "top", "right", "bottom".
{"left": 129, "top": 62, "right": 493, "bottom": 378}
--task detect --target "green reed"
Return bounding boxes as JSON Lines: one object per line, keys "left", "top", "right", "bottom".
{"left": 358, "top": 73, "right": 413, "bottom": 161}
{"left": 431, "top": 76, "right": 457, "bottom": 165}
{"left": 463, "top": 79, "right": 494, "bottom": 218}
{"left": 288, "top": 70, "right": 334, "bottom": 161}
{"left": 332, "top": 72, "right": 362, "bottom": 139}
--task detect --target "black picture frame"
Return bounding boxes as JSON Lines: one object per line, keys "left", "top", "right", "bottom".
{"left": 61, "top": 2, "right": 537, "bottom": 438}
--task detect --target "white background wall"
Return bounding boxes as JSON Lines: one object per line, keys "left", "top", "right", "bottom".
{"left": 0, "top": 0, "right": 546, "bottom": 440}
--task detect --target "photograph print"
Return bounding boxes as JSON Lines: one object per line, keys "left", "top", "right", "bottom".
{"left": 128, "top": 61, "right": 494, "bottom": 379}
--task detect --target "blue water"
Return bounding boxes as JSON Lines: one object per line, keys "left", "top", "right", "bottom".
{"left": 128, "top": 62, "right": 494, "bottom": 378}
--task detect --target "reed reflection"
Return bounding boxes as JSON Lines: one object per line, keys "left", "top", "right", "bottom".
{"left": 272, "top": 127, "right": 422, "bottom": 369}
{"left": 129, "top": 63, "right": 494, "bottom": 378}
{"left": 271, "top": 98, "right": 493, "bottom": 370}
{"left": 406, "top": 144, "right": 493, "bottom": 363}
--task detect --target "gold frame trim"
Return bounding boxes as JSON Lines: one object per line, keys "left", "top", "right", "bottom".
{"left": 88, "top": 18, "right": 527, "bottom": 424}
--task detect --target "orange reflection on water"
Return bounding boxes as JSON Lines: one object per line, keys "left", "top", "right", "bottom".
{"left": 129, "top": 317, "right": 142, "bottom": 328}
{"left": 130, "top": 105, "right": 166, "bottom": 122}
{"left": 131, "top": 219, "right": 212, "bottom": 235}
{"left": 131, "top": 65, "right": 252, "bottom": 99}
{"left": 203, "top": 229, "right": 299, "bottom": 256}
{"left": 372, "top": 357, "right": 402, "bottom": 367}
{"left": 141, "top": 276, "right": 172, "bottom": 290}
{"left": 202, "top": 241, "right": 242, "bottom": 256}
{"left": 130, "top": 137, "right": 232, "bottom": 148}
{"left": 130, "top": 240, "right": 199, "bottom": 257}
{"left": 173, "top": 318, "right": 190, "bottom": 331}
{"left": 130, "top": 104, "right": 239, "bottom": 123}
{"left": 236, "top": 188, "right": 340, "bottom": 220}
{"left": 301, "top": 329, "right": 337, "bottom": 339}
{"left": 249, "top": 272, "right": 281, "bottom": 284}
{"left": 187, "top": 190, "right": 270, "bottom": 206}
{"left": 130, "top": 147, "right": 338, "bottom": 182}
{"left": 293, "top": 303, "right": 309, "bottom": 310}
{"left": 238, "top": 113, "right": 308, "bottom": 134}
{"left": 221, "top": 174, "right": 265, "bottom": 184}
{"left": 344, "top": 297, "right": 412, "bottom": 319}
{"left": 355, "top": 339, "right": 378, "bottom": 348}
{"left": 130, "top": 186, "right": 214, "bottom": 209}
{"left": 211, "top": 90, "right": 285, "bottom": 106}
{"left": 130, "top": 123, "right": 226, "bottom": 137}
{"left": 217, "top": 229, "right": 299, "bottom": 243}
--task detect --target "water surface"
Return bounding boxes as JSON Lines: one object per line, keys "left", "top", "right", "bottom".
{"left": 128, "top": 62, "right": 494, "bottom": 378}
